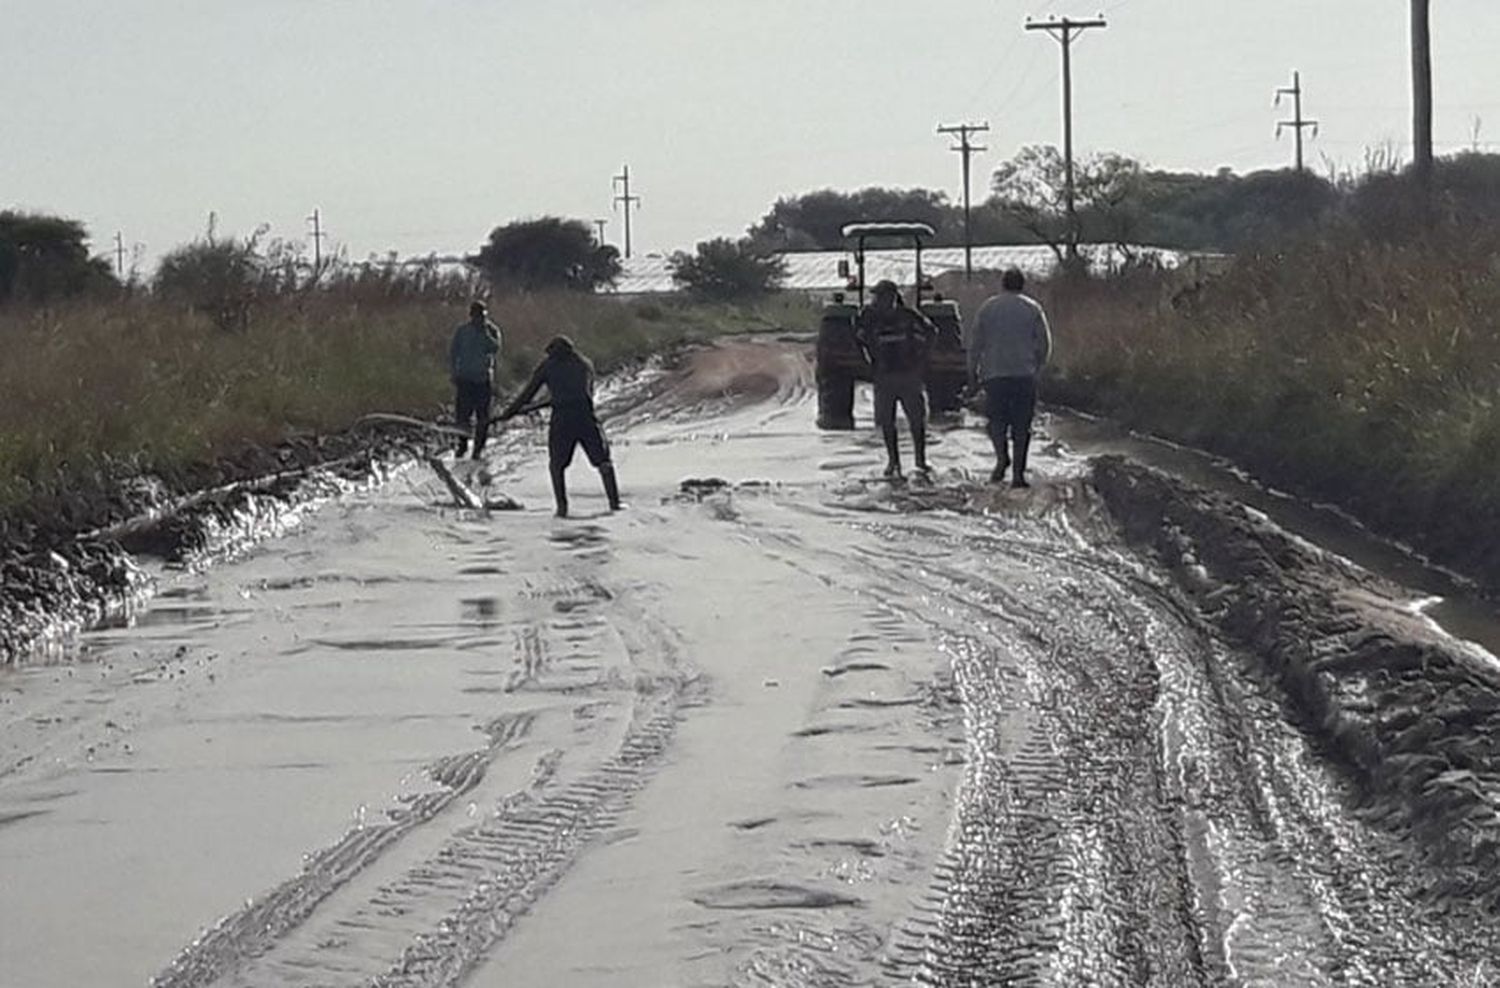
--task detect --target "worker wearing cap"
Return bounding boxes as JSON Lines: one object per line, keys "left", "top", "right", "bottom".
{"left": 449, "top": 300, "right": 502, "bottom": 459}
{"left": 500, "top": 336, "right": 622, "bottom": 518}
{"left": 855, "top": 280, "right": 937, "bottom": 479}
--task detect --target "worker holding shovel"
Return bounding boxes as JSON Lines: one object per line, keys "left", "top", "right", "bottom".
{"left": 500, "top": 336, "right": 622, "bottom": 519}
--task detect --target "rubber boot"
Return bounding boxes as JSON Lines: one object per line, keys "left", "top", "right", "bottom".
{"left": 881, "top": 428, "right": 902, "bottom": 479}
{"left": 600, "top": 464, "right": 622, "bottom": 511}
{"left": 989, "top": 423, "right": 1010, "bottom": 483}
{"left": 471, "top": 419, "right": 490, "bottom": 460}
{"left": 550, "top": 464, "right": 569, "bottom": 518}
{"left": 1011, "top": 432, "right": 1032, "bottom": 489}
{"left": 912, "top": 426, "right": 931, "bottom": 477}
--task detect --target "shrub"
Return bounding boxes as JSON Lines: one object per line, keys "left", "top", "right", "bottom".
{"left": 153, "top": 234, "right": 265, "bottom": 332}
{"left": 668, "top": 238, "right": 786, "bottom": 301}
{"left": 471, "top": 217, "right": 620, "bottom": 293}
{"left": 0, "top": 211, "right": 117, "bottom": 304}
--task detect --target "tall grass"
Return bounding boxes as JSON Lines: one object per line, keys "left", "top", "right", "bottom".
{"left": 0, "top": 289, "right": 809, "bottom": 512}
{"left": 1020, "top": 223, "right": 1500, "bottom": 580}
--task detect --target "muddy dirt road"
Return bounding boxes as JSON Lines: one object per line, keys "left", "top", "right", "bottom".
{"left": 3, "top": 339, "right": 1498, "bottom": 986}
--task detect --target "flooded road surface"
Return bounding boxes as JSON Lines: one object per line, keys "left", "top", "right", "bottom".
{"left": 2, "top": 339, "right": 1498, "bottom": 986}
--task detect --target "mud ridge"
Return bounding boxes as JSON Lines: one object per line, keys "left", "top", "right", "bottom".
{"left": 1, "top": 427, "right": 423, "bottom": 665}
{"left": 1092, "top": 454, "right": 1500, "bottom": 903}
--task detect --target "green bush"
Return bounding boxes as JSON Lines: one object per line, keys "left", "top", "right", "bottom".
{"left": 668, "top": 238, "right": 785, "bottom": 301}
{"left": 0, "top": 211, "right": 117, "bottom": 304}
{"left": 471, "top": 217, "right": 620, "bottom": 292}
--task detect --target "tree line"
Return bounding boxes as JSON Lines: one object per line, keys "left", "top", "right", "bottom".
{"left": 7, "top": 148, "right": 1499, "bottom": 312}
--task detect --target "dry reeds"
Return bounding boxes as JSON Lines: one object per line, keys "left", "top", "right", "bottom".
{"left": 0, "top": 289, "right": 807, "bottom": 510}
{"left": 1028, "top": 223, "right": 1500, "bottom": 579}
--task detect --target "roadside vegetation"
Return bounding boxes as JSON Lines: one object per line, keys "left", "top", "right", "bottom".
{"left": 1005, "top": 156, "right": 1500, "bottom": 581}
{"left": 0, "top": 221, "right": 810, "bottom": 516}
{"left": 10, "top": 148, "right": 1500, "bottom": 580}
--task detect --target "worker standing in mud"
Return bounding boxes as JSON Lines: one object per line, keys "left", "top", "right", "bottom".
{"left": 449, "top": 300, "right": 501, "bottom": 460}
{"left": 968, "top": 268, "right": 1052, "bottom": 488}
{"left": 856, "top": 280, "right": 937, "bottom": 479}
{"left": 500, "top": 336, "right": 622, "bottom": 518}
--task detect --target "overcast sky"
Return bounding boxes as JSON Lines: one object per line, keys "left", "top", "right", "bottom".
{"left": 4, "top": 1, "right": 1498, "bottom": 268}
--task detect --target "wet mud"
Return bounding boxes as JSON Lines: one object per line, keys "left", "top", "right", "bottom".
{"left": 2, "top": 428, "right": 421, "bottom": 665}
{"left": 1093, "top": 455, "right": 1500, "bottom": 905}
{"left": 4, "top": 338, "right": 1500, "bottom": 986}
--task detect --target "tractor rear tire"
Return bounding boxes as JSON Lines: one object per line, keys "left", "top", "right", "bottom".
{"left": 817, "top": 375, "right": 856, "bottom": 430}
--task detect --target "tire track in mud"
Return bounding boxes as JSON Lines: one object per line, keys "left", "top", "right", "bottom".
{"left": 152, "top": 569, "right": 691, "bottom": 988}
{"left": 930, "top": 503, "right": 1500, "bottom": 982}
{"left": 371, "top": 684, "right": 684, "bottom": 988}
{"left": 757, "top": 484, "right": 1500, "bottom": 986}
{"left": 152, "top": 711, "right": 535, "bottom": 988}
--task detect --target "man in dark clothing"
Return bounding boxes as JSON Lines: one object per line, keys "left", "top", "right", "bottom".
{"left": 967, "top": 268, "right": 1052, "bottom": 488}
{"left": 449, "top": 300, "right": 501, "bottom": 459}
{"left": 500, "top": 336, "right": 622, "bottom": 518}
{"left": 856, "top": 280, "right": 936, "bottom": 479}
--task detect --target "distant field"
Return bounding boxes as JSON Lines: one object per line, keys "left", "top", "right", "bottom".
{"left": 0, "top": 290, "right": 813, "bottom": 511}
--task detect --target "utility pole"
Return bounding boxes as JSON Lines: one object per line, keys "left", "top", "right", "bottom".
{"left": 593, "top": 218, "right": 609, "bottom": 247}
{"left": 937, "top": 121, "right": 990, "bottom": 279}
{"left": 1026, "top": 14, "right": 1107, "bottom": 262}
{"left": 114, "top": 232, "right": 126, "bottom": 279}
{"left": 307, "top": 207, "right": 326, "bottom": 274}
{"left": 612, "top": 166, "right": 641, "bottom": 259}
{"left": 1412, "top": 0, "right": 1434, "bottom": 195}
{"left": 1275, "top": 71, "right": 1319, "bottom": 172}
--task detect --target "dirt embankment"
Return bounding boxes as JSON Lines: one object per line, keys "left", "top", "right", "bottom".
{"left": 1093, "top": 455, "right": 1500, "bottom": 904}
{"left": 0, "top": 428, "right": 421, "bottom": 664}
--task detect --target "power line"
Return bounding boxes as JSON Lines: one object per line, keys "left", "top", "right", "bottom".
{"left": 937, "top": 122, "right": 990, "bottom": 279}
{"left": 1275, "top": 71, "right": 1319, "bottom": 172}
{"left": 593, "top": 218, "right": 609, "bottom": 248}
{"left": 1025, "top": 14, "right": 1107, "bottom": 262}
{"left": 612, "top": 165, "right": 641, "bottom": 259}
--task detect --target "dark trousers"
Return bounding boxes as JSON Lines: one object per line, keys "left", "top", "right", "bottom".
{"left": 984, "top": 376, "right": 1037, "bottom": 473}
{"left": 454, "top": 380, "right": 493, "bottom": 458}
{"left": 548, "top": 411, "right": 619, "bottom": 515}
{"left": 548, "top": 413, "right": 611, "bottom": 470}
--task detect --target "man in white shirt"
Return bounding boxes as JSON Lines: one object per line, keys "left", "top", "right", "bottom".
{"left": 966, "top": 268, "right": 1052, "bottom": 488}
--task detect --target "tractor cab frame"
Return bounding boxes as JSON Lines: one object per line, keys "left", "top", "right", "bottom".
{"left": 840, "top": 221, "right": 937, "bottom": 307}
{"left": 814, "top": 222, "right": 967, "bottom": 429}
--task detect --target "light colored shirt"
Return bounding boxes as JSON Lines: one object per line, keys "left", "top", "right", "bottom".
{"left": 967, "top": 292, "right": 1052, "bottom": 381}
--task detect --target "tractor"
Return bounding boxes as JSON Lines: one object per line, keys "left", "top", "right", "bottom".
{"left": 814, "top": 222, "right": 967, "bottom": 430}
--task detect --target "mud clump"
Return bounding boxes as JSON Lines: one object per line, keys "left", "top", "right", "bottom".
{"left": 0, "top": 540, "right": 148, "bottom": 662}
{"left": 678, "top": 477, "right": 730, "bottom": 499}
{"left": 1, "top": 427, "right": 421, "bottom": 664}
{"left": 1092, "top": 455, "right": 1500, "bottom": 904}
{"left": 691, "top": 879, "right": 864, "bottom": 911}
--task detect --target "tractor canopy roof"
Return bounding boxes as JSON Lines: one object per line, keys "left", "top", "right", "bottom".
{"left": 839, "top": 222, "right": 937, "bottom": 243}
